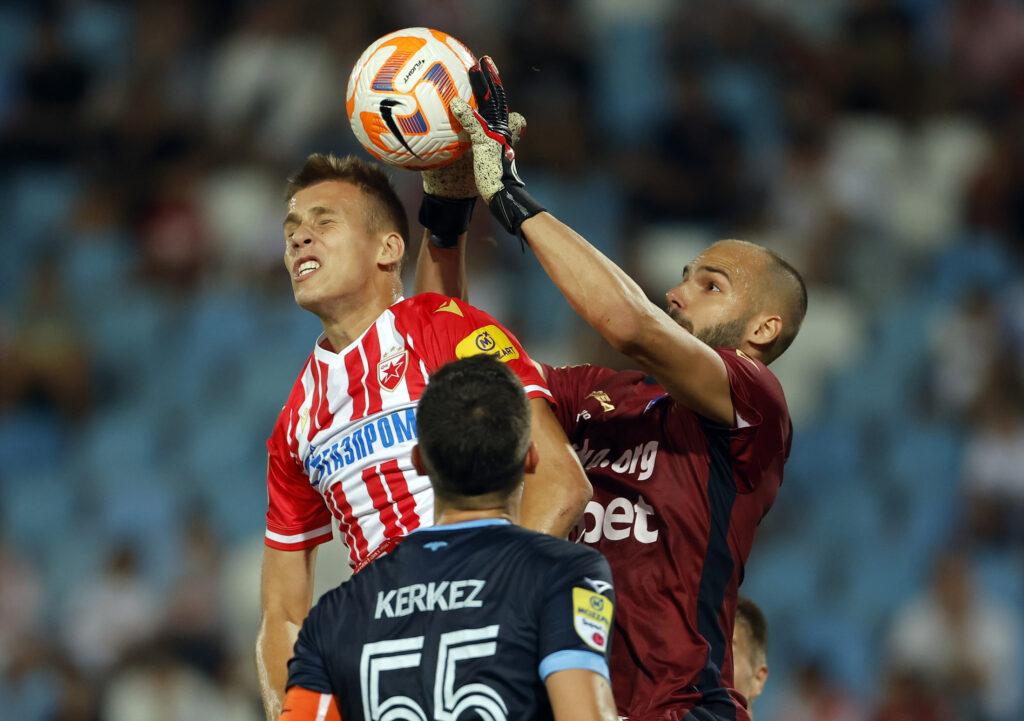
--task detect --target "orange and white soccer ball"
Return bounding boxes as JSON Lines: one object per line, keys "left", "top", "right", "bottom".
{"left": 346, "top": 28, "right": 478, "bottom": 170}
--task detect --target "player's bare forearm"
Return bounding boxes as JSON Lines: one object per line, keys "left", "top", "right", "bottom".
{"left": 545, "top": 668, "right": 619, "bottom": 721}
{"left": 257, "top": 546, "right": 319, "bottom": 721}
{"left": 521, "top": 213, "right": 733, "bottom": 425}
{"left": 414, "top": 227, "right": 468, "bottom": 300}
{"left": 521, "top": 397, "right": 591, "bottom": 537}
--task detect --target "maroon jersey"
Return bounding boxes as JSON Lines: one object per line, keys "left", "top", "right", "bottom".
{"left": 544, "top": 349, "right": 791, "bottom": 721}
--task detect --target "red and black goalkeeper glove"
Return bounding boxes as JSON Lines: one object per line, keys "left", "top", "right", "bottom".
{"left": 449, "top": 56, "right": 545, "bottom": 237}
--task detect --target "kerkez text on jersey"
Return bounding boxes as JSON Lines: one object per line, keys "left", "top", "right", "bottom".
{"left": 375, "top": 579, "right": 486, "bottom": 619}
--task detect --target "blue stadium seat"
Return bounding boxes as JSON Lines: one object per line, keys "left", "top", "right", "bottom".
{"left": 928, "top": 234, "right": 1018, "bottom": 303}
{"left": 0, "top": 408, "right": 65, "bottom": 477}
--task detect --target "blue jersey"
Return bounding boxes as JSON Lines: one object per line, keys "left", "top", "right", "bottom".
{"left": 286, "top": 519, "right": 616, "bottom": 721}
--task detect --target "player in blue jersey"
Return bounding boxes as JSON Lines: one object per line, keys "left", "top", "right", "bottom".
{"left": 279, "top": 354, "right": 618, "bottom": 721}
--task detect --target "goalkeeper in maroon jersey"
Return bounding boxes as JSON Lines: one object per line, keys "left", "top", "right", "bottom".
{"left": 415, "top": 57, "right": 807, "bottom": 721}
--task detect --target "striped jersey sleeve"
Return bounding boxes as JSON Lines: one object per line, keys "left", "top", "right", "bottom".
{"left": 401, "top": 294, "right": 552, "bottom": 402}
{"left": 265, "top": 357, "right": 333, "bottom": 551}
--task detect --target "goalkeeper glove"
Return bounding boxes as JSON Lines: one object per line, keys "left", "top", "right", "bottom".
{"left": 419, "top": 152, "right": 477, "bottom": 249}
{"left": 449, "top": 56, "right": 545, "bottom": 237}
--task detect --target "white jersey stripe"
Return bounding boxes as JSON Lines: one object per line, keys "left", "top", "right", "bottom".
{"left": 265, "top": 524, "right": 333, "bottom": 544}
{"left": 523, "top": 384, "right": 554, "bottom": 400}
{"left": 315, "top": 692, "right": 332, "bottom": 721}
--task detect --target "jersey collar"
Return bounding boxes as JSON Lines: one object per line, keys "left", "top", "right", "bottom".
{"left": 412, "top": 518, "right": 512, "bottom": 533}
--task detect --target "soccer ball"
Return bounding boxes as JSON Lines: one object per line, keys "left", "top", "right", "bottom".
{"left": 346, "top": 28, "right": 478, "bottom": 170}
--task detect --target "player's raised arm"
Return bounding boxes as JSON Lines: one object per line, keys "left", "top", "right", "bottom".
{"left": 413, "top": 151, "right": 476, "bottom": 299}
{"left": 257, "top": 545, "right": 318, "bottom": 721}
{"left": 414, "top": 114, "right": 527, "bottom": 300}
{"left": 450, "top": 57, "right": 736, "bottom": 426}
{"left": 522, "top": 396, "right": 591, "bottom": 537}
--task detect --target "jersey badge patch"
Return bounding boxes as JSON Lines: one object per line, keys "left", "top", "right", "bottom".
{"left": 572, "top": 587, "right": 613, "bottom": 653}
{"left": 378, "top": 350, "right": 408, "bottom": 391}
{"left": 433, "top": 299, "right": 464, "bottom": 317}
{"left": 424, "top": 541, "right": 448, "bottom": 551}
{"left": 585, "top": 390, "right": 615, "bottom": 412}
{"left": 456, "top": 325, "right": 519, "bottom": 363}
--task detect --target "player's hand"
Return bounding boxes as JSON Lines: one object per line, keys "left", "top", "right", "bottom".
{"left": 449, "top": 56, "right": 545, "bottom": 236}
{"left": 419, "top": 152, "right": 477, "bottom": 248}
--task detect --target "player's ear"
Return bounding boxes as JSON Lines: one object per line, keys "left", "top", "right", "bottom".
{"left": 411, "top": 445, "right": 427, "bottom": 476}
{"left": 747, "top": 312, "right": 781, "bottom": 352}
{"left": 378, "top": 231, "right": 405, "bottom": 268}
{"left": 523, "top": 442, "right": 539, "bottom": 474}
{"left": 752, "top": 663, "right": 769, "bottom": 697}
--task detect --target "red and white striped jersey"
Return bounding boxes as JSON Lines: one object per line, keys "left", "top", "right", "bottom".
{"left": 265, "top": 293, "right": 552, "bottom": 571}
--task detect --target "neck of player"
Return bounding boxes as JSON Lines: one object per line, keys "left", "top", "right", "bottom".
{"left": 434, "top": 503, "right": 519, "bottom": 528}
{"left": 317, "top": 289, "right": 401, "bottom": 352}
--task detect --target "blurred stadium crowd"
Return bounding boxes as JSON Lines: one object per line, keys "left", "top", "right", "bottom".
{"left": 1, "top": 0, "right": 1023, "bottom": 719}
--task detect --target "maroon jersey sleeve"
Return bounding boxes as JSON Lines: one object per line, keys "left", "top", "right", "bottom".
{"left": 405, "top": 294, "right": 553, "bottom": 403}
{"left": 716, "top": 348, "right": 793, "bottom": 492}
{"left": 265, "top": 373, "right": 333, "bottom": 551}
{"left": 541, "top": 363, "right": 618, "bottom": 433}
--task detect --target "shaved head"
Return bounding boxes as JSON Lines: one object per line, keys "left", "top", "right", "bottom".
{"left": 714, "top": 239, "right": 807, "bottom": 365}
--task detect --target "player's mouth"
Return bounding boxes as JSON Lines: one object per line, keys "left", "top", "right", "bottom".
{"left": 667, "top": 306, "right": 694, "bottom": 334}
{"left": 293, "top": 256, "right": 321, "bottom": 282}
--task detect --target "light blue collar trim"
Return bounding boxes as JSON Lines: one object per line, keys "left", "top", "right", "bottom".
{"left": 412, "top": 519, "right": 512, "bottom": 533}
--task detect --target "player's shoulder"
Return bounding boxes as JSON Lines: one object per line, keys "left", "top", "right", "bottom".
{"left": 273, "top": 353, "right": 316, "bottom": 420}
{"left": 543, "top": 362, "right": 623, "bottom": 387}
{"left": 398, "top": 293, "right": 471, "bottom": 318}
{"left": 499, "top": 525, "right": 609, "bottom": 570}
{"left": 714, "top": 348, "right": 787, "bottom": 398}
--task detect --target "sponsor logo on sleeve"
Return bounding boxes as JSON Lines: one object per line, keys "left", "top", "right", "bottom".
{"left": 455, "top": 325, "right": 520, "bottom": 363}
{"left": 433, "top": 299, "right": 464, "bottom": 316}
{"left": 572, "top": 587, "right": 613, "bottom": 653}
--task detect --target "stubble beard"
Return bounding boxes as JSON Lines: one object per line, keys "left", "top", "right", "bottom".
{"left": 668, "top": 307, "right": 748, "bottom": 350}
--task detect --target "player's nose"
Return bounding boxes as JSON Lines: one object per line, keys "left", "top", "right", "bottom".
{"left": 289, "top": 223, "right": 314, "bottom": 248}
{"left": 666, "top": 284, "right": 685, "bottom": 310}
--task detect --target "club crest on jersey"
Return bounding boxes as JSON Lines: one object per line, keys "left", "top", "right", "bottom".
{"left": 585, "top": 390, "right": 615, "bottom": 412}
{"left": 572, "top": 587, "right": 613, "bottom": 653}
{"left": 378, "top": 350, "right": 408, "bottom": 392}
{"left": 455, "top": 325, "right": 519, "bottom": 363}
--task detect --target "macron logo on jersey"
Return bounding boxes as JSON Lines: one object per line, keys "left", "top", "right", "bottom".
{"left": 304, "top": 407, "right": 417, "bottom": 484}
{"left": 374, "top": 579, "right": 486, "bottom": 619}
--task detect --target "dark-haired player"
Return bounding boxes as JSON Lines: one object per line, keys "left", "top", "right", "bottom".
{"left": 417, "top": 58, "right": 806, "bottom": 721}
{"left": 257, "top": 154, "right": 592, "bottom": 720}
{"left": 278, "top": 355, "right": 618, "bottom": 721}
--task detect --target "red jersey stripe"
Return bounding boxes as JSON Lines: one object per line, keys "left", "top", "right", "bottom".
{"left": 327, "top": 481, "right": 369, "bottom": 562}
{"left": 381, "top": 459, "right": 421, "bottom": 534}
{"left": 405, "top": 353, "right": 428, "bottom": 397}
{"left": 361, "top": 327, "right": 384, "bottom": 417}
{"left": 314, "top": 361, "right": 332, "bottom": 434}
{"left": 361, "top": 464, "right": 404, "bottom": 539}
{"left": 343, "top": 347, "right": 367, "bottom": 421}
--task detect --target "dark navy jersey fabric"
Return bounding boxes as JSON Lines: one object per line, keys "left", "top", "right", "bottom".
{"left": 287, "top": 519, "right": 615, "bottom": 721}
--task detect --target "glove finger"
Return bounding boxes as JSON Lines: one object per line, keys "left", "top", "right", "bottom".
{"left": 451, "top": 97, "right": 484, "bottom": 140}
{"left": 468, "top": 65, "right": 489, "bottom": 107}
{"left": 509, "top": 112, "right": 527, "bottom": 147}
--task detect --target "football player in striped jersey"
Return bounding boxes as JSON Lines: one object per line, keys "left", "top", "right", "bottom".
{"left": 257, "top": 154, "right": 591, "bottom": 720}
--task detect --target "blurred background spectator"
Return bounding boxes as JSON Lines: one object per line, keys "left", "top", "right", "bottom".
{"left": 0, "top": 1, "right": 1022, "bottom": 719}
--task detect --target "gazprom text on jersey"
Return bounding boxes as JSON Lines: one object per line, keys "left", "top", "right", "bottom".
{"left": 304, "top": 407, "right": 417, "bottom": 483}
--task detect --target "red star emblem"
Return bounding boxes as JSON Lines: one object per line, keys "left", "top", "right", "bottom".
{"left": 377, "top": 351, "right": 408, "bottom": 391}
